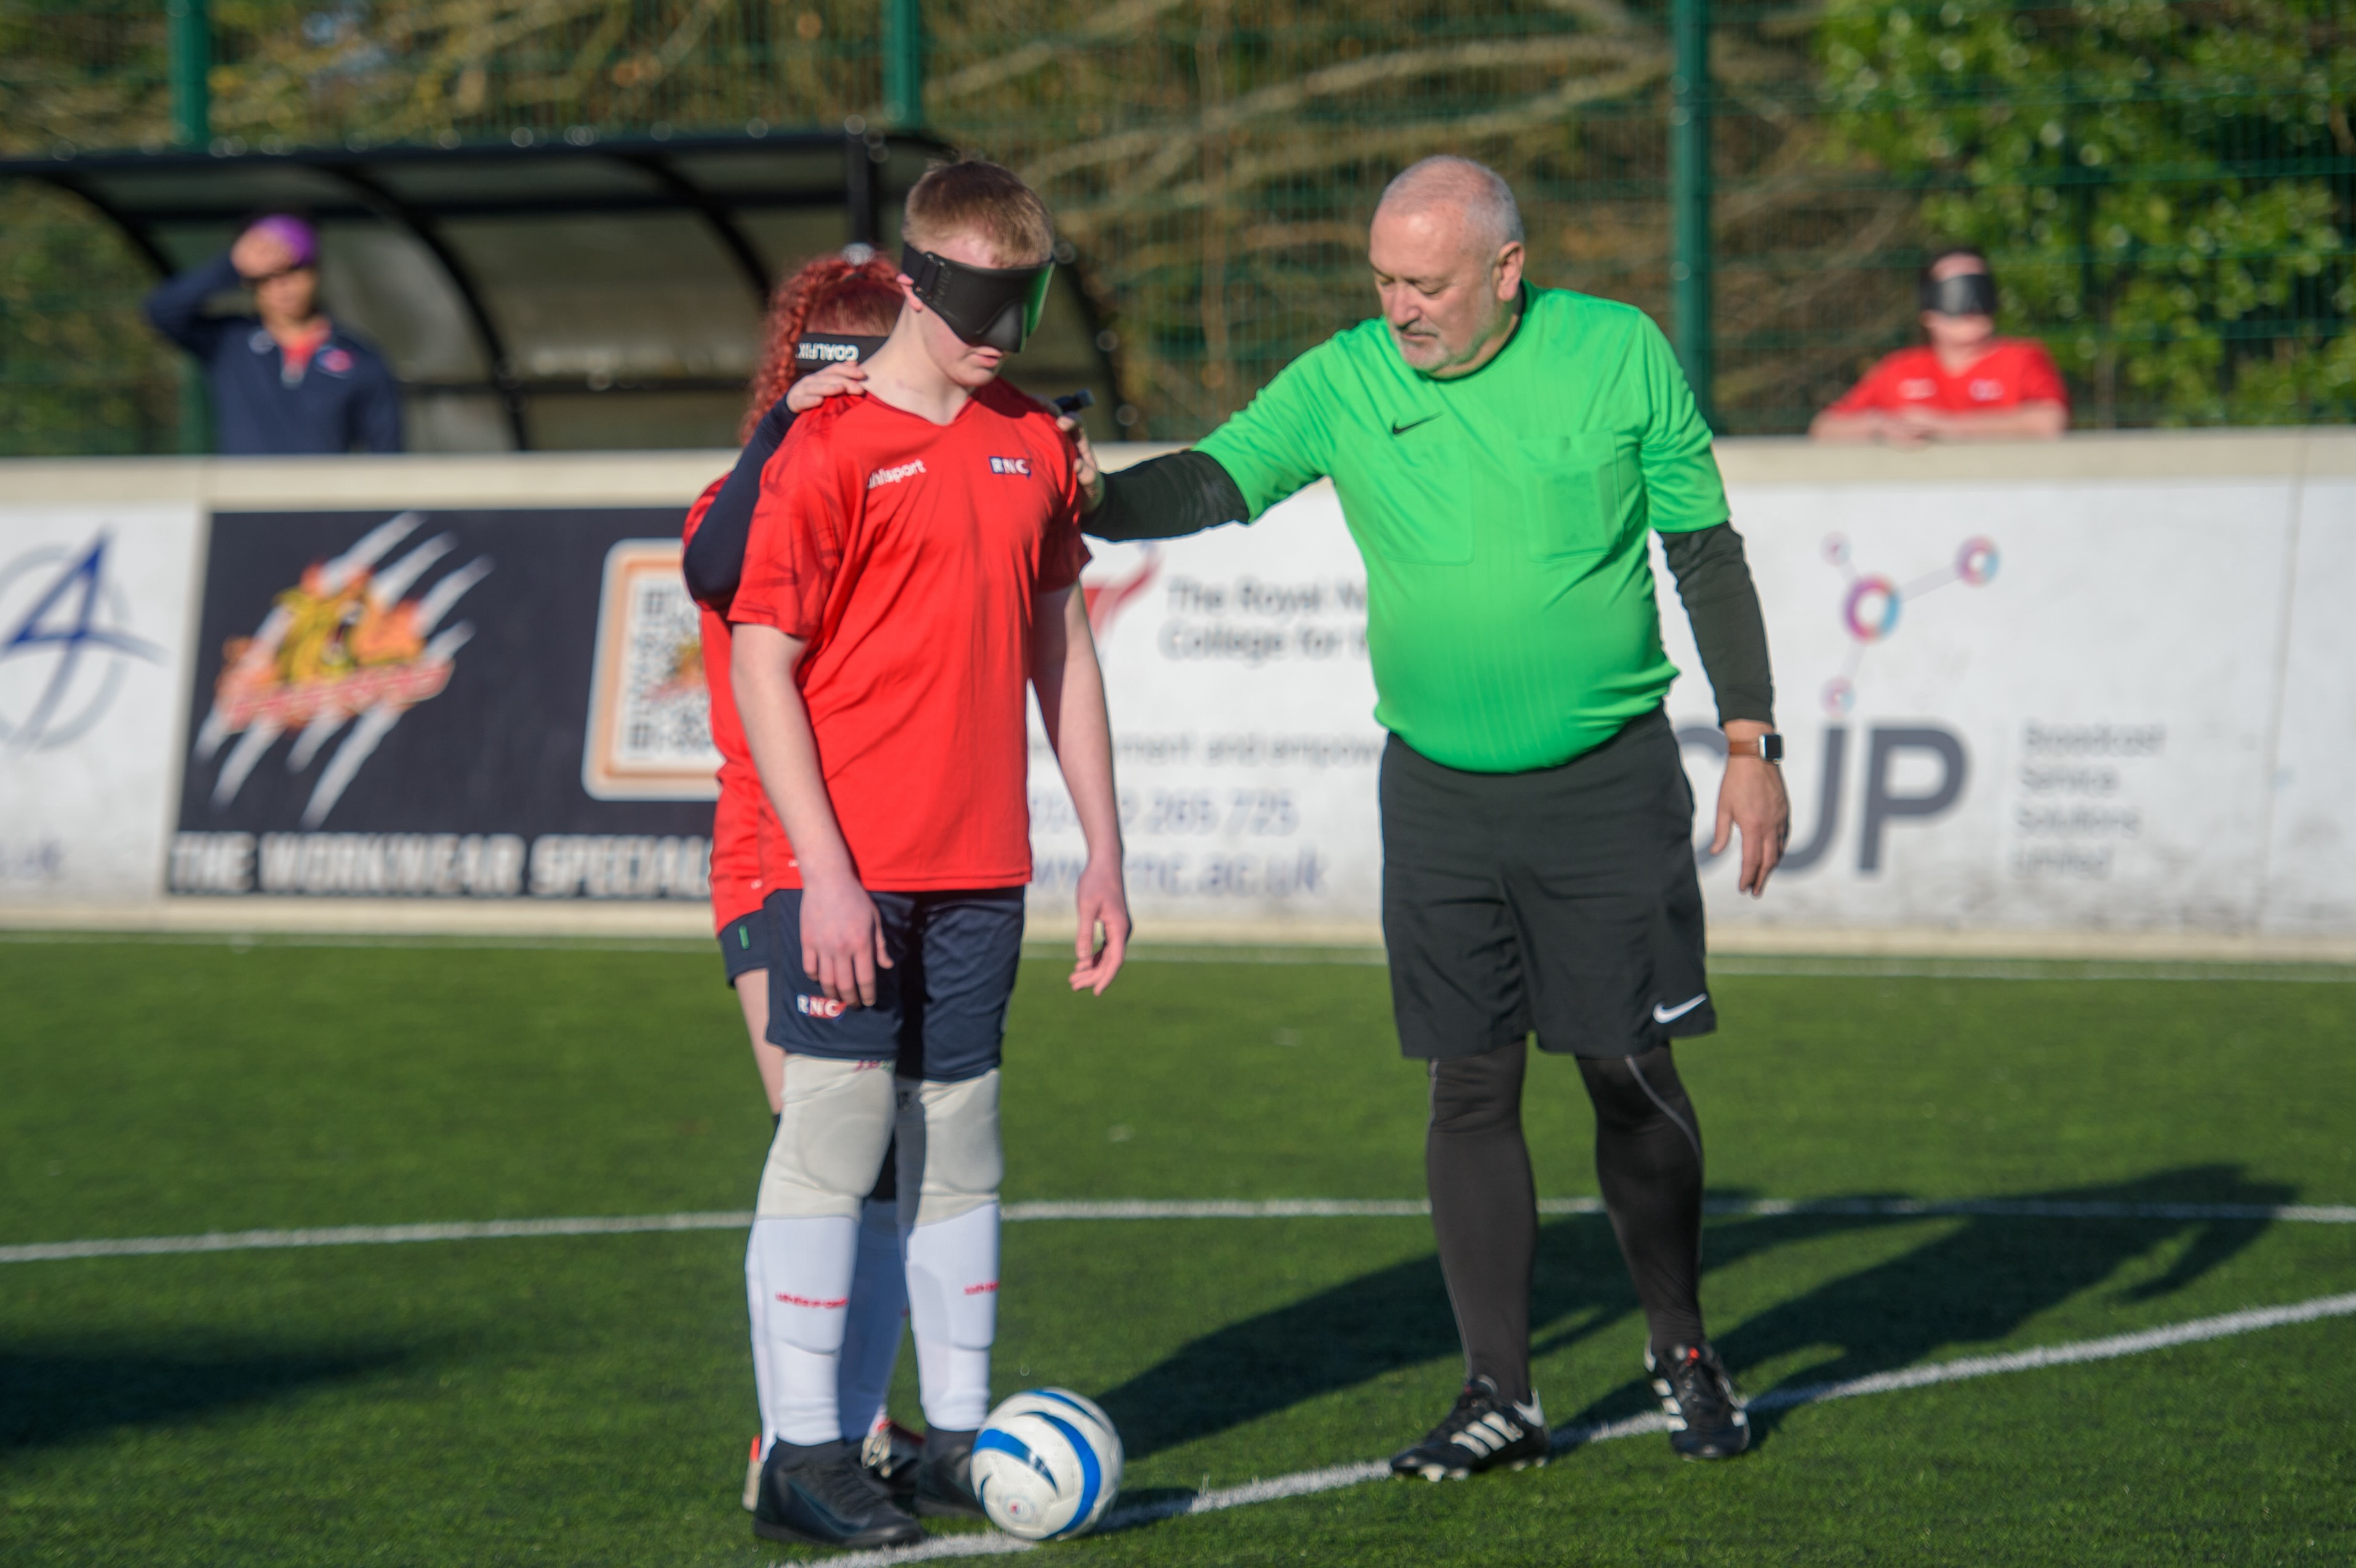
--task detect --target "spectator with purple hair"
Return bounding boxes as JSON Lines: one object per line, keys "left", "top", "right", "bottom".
{"left": 144, "top": 211, "right": 403, "bottom": 455}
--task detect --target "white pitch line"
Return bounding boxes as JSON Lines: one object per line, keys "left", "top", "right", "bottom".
{"left": 0, "top": 1211, "right": 756, "bottom": 1264}
{"left": 6, "top": 1194, "right": 2352, "bottom": 1266}
{"left": 818, "top": 1287, "right": 2356, "bottom": 1568}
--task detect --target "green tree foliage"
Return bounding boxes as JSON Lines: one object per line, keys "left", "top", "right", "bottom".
{"left": 0, "top": 183, "right": 180, "bottom": 457}
{"left": 5, "top": 0, "right": 2353, "bottom": 450}
{"left": 1819, "top": 0, "right": 2356, "bottom": 425}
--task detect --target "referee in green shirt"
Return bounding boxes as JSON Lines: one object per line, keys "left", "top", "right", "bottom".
{"left": 1074, "top": 157, "right": 1791, "bottom": 1476}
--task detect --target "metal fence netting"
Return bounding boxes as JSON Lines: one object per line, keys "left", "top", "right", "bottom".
{"left": 1, "top": 0, "right": 2349, "bottom": 452}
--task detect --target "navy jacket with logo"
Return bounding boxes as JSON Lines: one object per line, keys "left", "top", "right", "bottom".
{"left": 144, "top": 253, "right": 404, "bottom": 455}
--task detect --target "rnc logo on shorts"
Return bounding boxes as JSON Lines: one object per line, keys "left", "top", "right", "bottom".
{"left": 795, "top": 993, "right": 848, "bottom": 1020}
{"left": 988, "top": 456, "right": 1031, "bottom": 477}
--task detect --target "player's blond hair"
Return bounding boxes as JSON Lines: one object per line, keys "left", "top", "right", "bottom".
{"left": 903, "top": 159, "right": 1056, "bottom": 268}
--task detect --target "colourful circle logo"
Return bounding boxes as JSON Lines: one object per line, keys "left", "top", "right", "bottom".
{"left": 1843, "top": 575, "right": 1902, "bottom": 642}
{"left": 1955, "top": 536, "right": 2000, "bottom": 586}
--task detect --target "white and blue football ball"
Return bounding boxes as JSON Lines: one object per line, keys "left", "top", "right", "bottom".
{"left": 970, "top": 1388, "right": 1124, "bottom": 1540}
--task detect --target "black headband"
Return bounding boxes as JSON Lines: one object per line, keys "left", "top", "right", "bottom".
{"left": 1920, "top": 271, "right": 1998, "bottom": 317}
{"left": 795, "top": 333, "right": 887, "bottom": 367}
{"left": 901, "top": 245, "right": 1054, "bottom": 352}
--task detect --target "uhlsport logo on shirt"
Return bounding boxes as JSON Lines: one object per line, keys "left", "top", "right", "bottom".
{"left": 867, "top": 459, "right": 927, "bottom": 491}
{"left": 988, "top": 456, "right": 1031, "bottom": 477}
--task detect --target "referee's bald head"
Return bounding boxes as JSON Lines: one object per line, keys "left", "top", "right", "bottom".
{"left": 1370, "top": 156, "right": 1527, "bottom": 377}
{"left": 1377, "top": 157, "right": 1525, "bottom": 259}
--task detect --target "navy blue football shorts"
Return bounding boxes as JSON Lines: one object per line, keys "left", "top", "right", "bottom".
{"left": 717, "top": 910, "right": 771, "bottom": 987}
{"left": 761, "top": 886, "right": 1026, "bottom": 1083}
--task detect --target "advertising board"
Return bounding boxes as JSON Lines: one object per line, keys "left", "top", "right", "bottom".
{"left": 167, "top": 507, "right": 717, "bottom": 904}
{"left": 6, "top": 437, "right": 2353, "bottom": 945}
{"left": 1028, "top": 466, "right": 2356, "bottom": 939}
{"left": 0, "top": 505, "right": 203, "bottom": 904}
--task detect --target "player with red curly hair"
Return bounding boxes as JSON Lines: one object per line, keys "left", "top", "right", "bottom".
{"left": 677, "top": 249, "right": 910, "bottom": 1523}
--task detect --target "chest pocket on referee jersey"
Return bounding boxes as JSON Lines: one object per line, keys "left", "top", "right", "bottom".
{"left": 1515, "top": 432, "right": 1639, "bottom": 563}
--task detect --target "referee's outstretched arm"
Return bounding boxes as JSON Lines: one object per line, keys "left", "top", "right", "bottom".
{"left": 1080, "top": 447, "right": 1250, "bottom": 542}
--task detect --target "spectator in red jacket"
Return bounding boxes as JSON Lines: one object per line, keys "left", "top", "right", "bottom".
{"left": 1811, "top": 247, "right": 2068, "bottom": 445}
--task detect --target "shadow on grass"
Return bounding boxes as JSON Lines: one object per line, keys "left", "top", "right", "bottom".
{"left": 0, "top": 1343, "right": 404, "bottom": 1451}
{"left": 1096, "top": 1214, "right": 1641, "bottom": 1460}
{"left": 1102, "top": 1163, "right": 2288, "bottom": 1461}
{"left": 1695, "top": 1162, "right": 2293, "bottom": 1443}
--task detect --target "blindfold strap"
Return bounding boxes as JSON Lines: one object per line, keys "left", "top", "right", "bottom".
{"left": 1921, "top": 272, "right": 1999, "bottom": 317}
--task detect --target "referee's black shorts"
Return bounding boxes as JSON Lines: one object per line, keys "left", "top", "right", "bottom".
{"left": 1380, "top": 706, "right": 1714, "bottom": 1061}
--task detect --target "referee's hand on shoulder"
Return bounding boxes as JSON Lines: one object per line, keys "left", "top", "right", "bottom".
{"left": 1056, "top": 413, "right": 1106, "bottom": 514}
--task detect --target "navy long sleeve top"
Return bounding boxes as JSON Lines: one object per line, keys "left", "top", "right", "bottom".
{"left": 144, "top": 253, "right": 404, "bottom": 455}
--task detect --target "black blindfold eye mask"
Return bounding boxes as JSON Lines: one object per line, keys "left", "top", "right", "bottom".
{"left": 1920, "top": 271, "right": 1999, "bottom": 317}
{"left": 901, "top": 245, "right": 1054, "bottom": 352}
{"left": 795, "top": 333, "right": 888, "bottom": 367}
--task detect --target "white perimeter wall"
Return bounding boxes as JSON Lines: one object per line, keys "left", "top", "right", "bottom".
{"left": 4, "top": 433, "right": 2354, "bottom": 947}
{"left": 1026, "top": 430, "right": 2356, "bottom": 944}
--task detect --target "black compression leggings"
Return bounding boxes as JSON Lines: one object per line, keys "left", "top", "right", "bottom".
{"left": 1426, "top": 1040, "right": 1707, "bottom": 1402}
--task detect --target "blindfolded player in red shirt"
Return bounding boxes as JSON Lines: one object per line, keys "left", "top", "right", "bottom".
{"left": 679, "top": 250, "right": 920, "bottom": 1521}
{"left": 727, "top": 159, "right": 1128, "bottom": 1551}
{"left": 1811, "top": 246, "right": 2069, "bottom": 445}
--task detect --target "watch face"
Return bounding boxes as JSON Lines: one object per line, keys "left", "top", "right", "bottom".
{"left": 1762, "top": 733, "right": 1785, "bottom": 763}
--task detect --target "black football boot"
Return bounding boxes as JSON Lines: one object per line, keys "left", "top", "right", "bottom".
{"left": 1388, "top": 1375, "right": 1551, "bottom": 1481}
{"left": 860, "top": 1418, "right": 927, "bottom": 1506}
{"left": 1646, "top": 1342, "right": 1752, "bottom": 1459}
{"left": 912, "top": 1426, "right": 988, "bottom": 1519}
{"left": 753, "top": 1437, "right": 924, "bottom": 1549}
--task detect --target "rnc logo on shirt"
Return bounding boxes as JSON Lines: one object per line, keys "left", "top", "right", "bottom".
{"left": 987, "top": 456, "right": 1031, "bottom": 477}
{"left": 795, "top": 993, "right": 848, "bottom": 1020}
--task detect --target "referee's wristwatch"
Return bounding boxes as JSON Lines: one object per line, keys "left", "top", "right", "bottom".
{"left": 1726, "top": 733, "right": 1784, "bottom": 763}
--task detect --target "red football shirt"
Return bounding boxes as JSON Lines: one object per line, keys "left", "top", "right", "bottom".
{"left": 729, "top": 378, "right": 1089, "bottom": 891}
{"left": 684, "top": 477, "right": 788, "bottom": 930}
{"left": 1828, "top": 338, "right": 2069, "bottom": 416}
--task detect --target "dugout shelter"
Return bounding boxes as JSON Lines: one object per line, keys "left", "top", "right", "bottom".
{"left": 4, "top": 125, "right": 1124, "bottom": 452}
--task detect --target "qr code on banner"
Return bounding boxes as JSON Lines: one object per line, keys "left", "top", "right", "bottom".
{"left": 583, "top": 541, "right": 722, "bottom": 800}
{"left": 615, "top": 578, "right": 713, "bottom": 762}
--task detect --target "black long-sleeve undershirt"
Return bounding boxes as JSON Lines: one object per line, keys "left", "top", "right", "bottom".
{"left": 1657, "top": 522, "right": 1774, "bottom": 728}
{"left": 1087, "top": 450, "right": 1775, "bottom": 728}
{"left": 684, "top": 396, "right": 797, "bottom": 608}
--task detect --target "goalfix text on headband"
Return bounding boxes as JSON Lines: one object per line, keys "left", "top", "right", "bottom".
{"left": 795, "top": 333, "right": 889, "bottom": 366}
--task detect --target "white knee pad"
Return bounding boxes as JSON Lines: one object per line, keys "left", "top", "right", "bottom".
{"left": 755, "top": 1057, "right": 896, "bottom": 1220}
{"left": 894, "top": 1070, "right": 1004, "bottom": 1227}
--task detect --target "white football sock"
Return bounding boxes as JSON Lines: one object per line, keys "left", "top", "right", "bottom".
{"left": 903, "top": 1201, "right": 999, "bottom": 1431}
{"left": 836, "top": 1196, "right": 907, "bottom": 1441}
{"left": 746, "top": 1214, "right": 860, "bottom": 1446}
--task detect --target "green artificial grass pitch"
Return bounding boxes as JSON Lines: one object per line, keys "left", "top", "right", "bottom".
{"left": 1, "top": 938, "right": 2350, "bottom": 1565}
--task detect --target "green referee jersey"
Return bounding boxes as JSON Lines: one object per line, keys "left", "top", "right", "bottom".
{"left": 1195, "top": 286, "right": 1729, "bottom": 773}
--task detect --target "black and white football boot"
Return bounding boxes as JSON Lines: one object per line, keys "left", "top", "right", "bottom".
{"left": 861, "top": 1417, "right": 927, "bottom": 1506}
{"left": 1389, "top": 1375, "right": 1550, "bottom": 1481}
{"left": 753, "top": 1437, "right": 923, "bottom": 1550}
{"left": 912, "top": 1426, "right": 988, "bottom": 1519}
{"left": 1646, "top": 1342, "right": 1752, "bottom": 1459}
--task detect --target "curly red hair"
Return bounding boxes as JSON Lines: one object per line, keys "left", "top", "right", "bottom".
{"left": 740, "top": 253, "right": 904, "bottom": 441}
